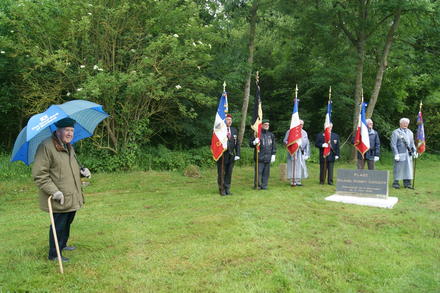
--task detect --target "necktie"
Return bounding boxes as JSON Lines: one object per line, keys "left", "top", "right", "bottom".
{"left": 227, "top": 127, "right": 231, "bottom": 139}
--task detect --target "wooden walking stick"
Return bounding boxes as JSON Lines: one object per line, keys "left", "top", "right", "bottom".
{"left": 48, "top": 196, "right": 64, "bottom": 274}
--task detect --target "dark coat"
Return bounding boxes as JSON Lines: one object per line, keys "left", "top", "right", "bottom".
{"left": 315, "top": 132, "right": 340, "bottom": 162}
{"left": 222, "top": 126, "right": 240, "bottom": 158}
{"left": 250, "top": 129, "right": 276, "bottom": 163}
{"left": 356, "top": 129, "right": 380, "bottom": 160}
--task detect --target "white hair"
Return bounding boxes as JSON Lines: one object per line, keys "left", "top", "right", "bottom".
{"left": 366, "top": 118, "right": 373, "bottom": 124}
{"left": 399, "top": 118, "right": 410, "bottom": 124}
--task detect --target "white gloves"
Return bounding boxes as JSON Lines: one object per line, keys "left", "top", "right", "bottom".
{"left": 234, "top": 156, "right": 240, "bottom": 161}
{"left": 52, "top": 191, "right": 64, "bottom": 205}
{"left": 80, "top": 168, "right": 91, "bottom": 178}
{"left": 413, "top": 153, "right": 418, "bottom": 159}
{"left": 253, "top": 138, "right": 260, "bottom": 145}
{"left": 335, "top": 156, "right": 339, "bottom": 160}
{"left": 304, "top": 155, "right": 309, "bottom": 161}
{"left": 394, "top": 154, "right": 400, "bottom": 161}
{"left": 271, "top": 155, "right": 276, "bottom": 163}
{"left": 322, "top": 143, "right": 328, "bottom": 148}
{"left": 374, "top": 156, "right": 379, "bottom": 162}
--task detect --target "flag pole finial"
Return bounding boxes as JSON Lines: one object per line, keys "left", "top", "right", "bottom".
{"left": 295, "top": 84, "right": 298, "bottom": 100}
{"left": 328, "top": 86, "right": 332, "bottom": 102}
{"left": 419, "top": 101, "right": 423, "bottom": 111}
{"left": 361, "top": 88, "right": 364, "bottom": 103}
{"left": 256, "top": 71, "right": 260, "bottom": 85}
{"left": 223, "top": 81, "right": 226, "bottom": 92}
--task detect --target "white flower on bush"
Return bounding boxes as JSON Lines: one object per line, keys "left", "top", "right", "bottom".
{"left": 173, "top": 34, "right": 179, "bottom": 38}
{"left": 98, "top": 68, "right": 104, "bottom": 71}
{"left": 175, "top": 85, "right": 182, "bottom": 89}
{"left": 93, "top": 65, "right": 99, "bottom": 70}
{"left": 77, "top": 88, "right": 83, "bottom": 92}
{"left": 198, "top": 40, "right": 203, "bottom": 45}
{"left": 192, "top": 42, "right": 196, "bottom": 47}
{"left": 10, "top": 30, "right": 14, "bottom": 33}
{"left": 197, "top": 66, "right": 201, "bottom": 70}
{"left": 130, "top": 49, "right": 136, "bottom": 53}
{"left": 66, "top": 92, "right": 71, "bottom": 96}
{"left": 88, "top": 12, "right": 92, "bottom": 15}
{"left": 80, "top": 65, "right": 86, "bottom": 68}
{"left": 208, "top": 44, "right": 212, "bottom": 49}
{"left": 0, "top": 50, "right": 5, "bottom": 54}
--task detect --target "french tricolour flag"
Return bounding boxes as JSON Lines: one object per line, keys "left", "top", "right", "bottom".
{"left": 354, "top": 102, "right": 370, "bottom": 157}
{"left": 287, "top": 98, "right": 302, "bottom": 155}
{"left": 323, "top": 100, "right": 332, "bottom": 158}
{"left": 211, "top": 92, "right": 228, "bottom": 161}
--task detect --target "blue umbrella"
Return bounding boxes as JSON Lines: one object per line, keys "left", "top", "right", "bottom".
{"left": 11, "top": 100, "right": 109, "bottom": 165}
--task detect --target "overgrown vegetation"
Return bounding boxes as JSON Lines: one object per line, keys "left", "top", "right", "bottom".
{"left": 1, "top": 0, "right": 439, "bottom": 156}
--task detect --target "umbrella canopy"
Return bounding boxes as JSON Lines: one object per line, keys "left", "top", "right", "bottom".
{"left": 11, "top": 100, "right": 109, "bottom": 165}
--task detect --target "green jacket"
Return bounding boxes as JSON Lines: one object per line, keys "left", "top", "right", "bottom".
{"left": 32, "top": 135, "right": 84, "bottom": 213}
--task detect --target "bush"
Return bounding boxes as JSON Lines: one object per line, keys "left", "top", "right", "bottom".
{"left": 0, "top": 153, "right": 31, "bottom": 181}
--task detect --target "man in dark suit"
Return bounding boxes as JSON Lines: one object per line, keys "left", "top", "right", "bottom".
{"left": 250, "top": 119, "right": 277, "bottom": 190}
{"left": 356, "top": 118, "right": 380, "bottom": 170}
{"left": 217, "top": 114, "right": 240, "bottom": 196}
{"left": 315, "top": 123, "right": 340, "bottom": 185}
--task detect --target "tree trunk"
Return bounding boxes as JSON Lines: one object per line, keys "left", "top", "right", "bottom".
{"left": 366, "top": 9, "right": 401, "bottom": 118}
{"left": 238, "top": 0, "right": 258, "bottom": 146}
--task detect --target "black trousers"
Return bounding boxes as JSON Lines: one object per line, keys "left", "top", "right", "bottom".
{"left": 357, "top": 159, "right": 375, "bottom": 170}
{"left": 217, "top": 154, "right": 235, "bottom": 193}
{"left": 255, "top": 161, "right": 271, "bottom": 189}
{"left": 319, "top": 161, "right": 334, "bottom": 184}
{"left": 49, "top": 211, "right": 76, "bottom": 258}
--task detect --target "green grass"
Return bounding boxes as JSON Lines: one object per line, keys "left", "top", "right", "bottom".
{"left": 0, "top": 157, "right": 439, "bottom": 292}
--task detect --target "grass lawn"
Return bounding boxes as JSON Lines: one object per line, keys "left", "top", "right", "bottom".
{"left": 0, "top": 159, "right": 439, "bottom": 292}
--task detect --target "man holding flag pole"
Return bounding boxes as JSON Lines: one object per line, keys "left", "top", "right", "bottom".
{"left": 391, "top": 117, "right": 417, "bottom": 189}
{"left": 250, "top": 72, "right": 276, "bottom": 190}
{"left": 211, "top": 82, "right": 240, "bottom": 196}
{"left": 315, "top": 87, "right": 340, "bottom": 185}
{"left": 353, "top": 92, "right": 380, "bottom": 170}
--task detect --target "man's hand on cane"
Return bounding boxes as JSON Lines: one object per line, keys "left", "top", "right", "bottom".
{"left": 52, "top": 191, "right": 64, "bottom": 205}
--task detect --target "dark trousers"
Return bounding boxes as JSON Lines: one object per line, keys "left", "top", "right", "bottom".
{"left": 319, "top": 161, "right": 334, "bottom": 184}
{"left": 357, "top": 159, "right": 374, "bottom": 170}
{"left": 217, "top": 155, "right": 235, "bottom": 193}
{"left": 255, "top": 161, "right": 271, "bottom": 189}
{"left": 49, "top": 211, "right": 76, "bottom": 258}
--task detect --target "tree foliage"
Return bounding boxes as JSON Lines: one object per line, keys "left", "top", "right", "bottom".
{"left": 1, "top": 0, "right": 439, "bottom": 160}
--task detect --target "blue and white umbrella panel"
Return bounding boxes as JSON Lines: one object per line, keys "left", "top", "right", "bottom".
{"left": 11, "top": 100, "right": 109, "bottom": 165}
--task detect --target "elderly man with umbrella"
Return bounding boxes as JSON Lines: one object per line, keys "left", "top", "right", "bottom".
{"left": 33, "top": 117, "right": 93, "bottom": 262}
{"left": 11, "top": 100, "right": 108, "bottom": 264}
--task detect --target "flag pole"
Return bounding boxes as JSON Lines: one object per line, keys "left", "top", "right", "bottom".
{"left": 323, "top": 86, "right": 331, "bottom": 184}
{"left": 412, "top": 101, "right": 422, "bottom": 189}
{"left": 255, "top": 72, "right": 260, "bottom": 190}
{"left": 221, "top": 81, "right": 227, "bottom": 195}
{"left": 291, "top": 85, "right": 298, "bottom": 187}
